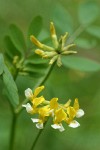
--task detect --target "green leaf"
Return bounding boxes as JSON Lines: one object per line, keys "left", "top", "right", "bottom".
{"left": 38, "top": 29, "right": 49, "bottom": 41}
{"left": 9, "top": 24, "right": 27, "bottom": 54}
{"left": 28, "top": 16, "right": 43, "bottom": 37}
{"left": 21, "top": 54, "right": 49, "bottom": 78}
{"left": 3, "top": 65, "right": 19, "bottom": 107}
{"left": 22, "top": 62, "right": 49, "bottom": 78}
{"left": 51, "top": 3, "right": 73, "bottom": 33}
{"left": 62, "top": 56, "right": 100, "bottom": 72}
{"left": 24, "top": 63, "right": 48, "bottom": 72}
{"left": 0, "top": 53, "right": 4, "bottom": 75}
{"left": 28, "top": 16, "right": 43, "bottom": 46}
{"left": 4, "top": 36, "right": 21, "bottom": 59}
{"left": 75, "top": 38, "right": 97, "bottom": 49}
{"left": 78, "top": 1, "right": 99, "bottom": 25}
{"left": 86, "top": 26, "right": 100, "bottom": 39}
{"left": 20, "top": 70, "right": 45, "bottom": 78}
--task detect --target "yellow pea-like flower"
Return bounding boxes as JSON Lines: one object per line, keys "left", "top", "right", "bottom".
{"left": 50, "top": 98, "right": 58, "bottom": 110}
{"left": 23, "top": 86, "right": 84, "bottom": 131}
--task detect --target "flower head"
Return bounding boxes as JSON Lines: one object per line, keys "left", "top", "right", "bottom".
{"left": 30, "top": 22, "right": 77, "bottom": 67}
{"left": 23, "top": 86, "right": 84, "bottom": 131}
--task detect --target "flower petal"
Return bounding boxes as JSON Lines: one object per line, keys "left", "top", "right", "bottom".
{"left": 22, "top": 103, "right": 33, "bottom": 113}
{"left": 76, "top": 109, "right": 84, "bottom": 118}
{"left": 51, "top": 124, "right": 61, "bottom": 129}
{"left": 59, "top": 124, "right": 65, "bottom": 132}
{"left": 33, "top": 86, "right": 44, "bottom": 97}
{"left": 73, "top": 98, "right": 79, "bottom": 111}
{"left": 25, "top": 88, "right": 33, "bottom": 99}
{"left": 31, "top": 118, "right": 39, "bottom": 123}
{"left": 69, "top": 120, "right": 80, "bottom": 128}
{"left": 50, "top": 98, "right": 58, "bottom": 109}
{"left": 51, "top": 124, "right": 65, "bottom": 132}
{"left": 33, "top": 96, "right": 45, "bottom": 107}
{"left": 36, "top": 123, "right": 43, "bottom": 129}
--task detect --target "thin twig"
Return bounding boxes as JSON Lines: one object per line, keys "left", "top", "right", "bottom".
{"left": 30, "top": 120, "right": 48, "bottom": 150}
{"left": 30, "top": 129, "right": 43, "bottom": 150}
{"left": 9, "top": 113, "right": 17, "bottom": 150}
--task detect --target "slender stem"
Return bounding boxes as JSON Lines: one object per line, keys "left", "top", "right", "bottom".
{"left": 30, "top": 129, "right": 43, "bottom": 150}
{"left": 37, "top": 60, "right": 56, "bottom": 86}
{"left": 30, "top": 121, "right": 48, "bottom": 150}
{"left": 9, "top": 69, "right": 19, "bottom": 150}
{"left": 15, "top": 61, "right": 56, "bottom": 114}
{"left": 9, "top": 113, "right": 17, "bottom": 150}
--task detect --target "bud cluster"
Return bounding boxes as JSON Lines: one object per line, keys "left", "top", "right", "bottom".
{"left": 23, "top": 86, "right": 84, "bottom": 132}
{"left": 30, "top": 22, "right": 77, "bottom": 67}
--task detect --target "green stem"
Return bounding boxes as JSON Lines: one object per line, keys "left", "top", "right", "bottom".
{"left": 30, "top": 129, "right": 43, "bottom": 150}
{"left": 9, "top": 113, "right": 17, "bottom": 150}
{"left": 30, "top": 121, "right": 48, "bottom": 150}
{"left": 9, "top": 69, "right": 19, "bottom": 150}
{"left": 15, "top": 61, "right": 56, "bottom": 114}
{"left": 37, "top": 60, "right": 56, "bottom": 86}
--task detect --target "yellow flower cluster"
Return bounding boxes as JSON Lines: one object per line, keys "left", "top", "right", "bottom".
{"left": 30, "top": 22, "right": 77, "bottom": 67}
{"left": 23, "top": 86, "right": 84, "bottom": 132}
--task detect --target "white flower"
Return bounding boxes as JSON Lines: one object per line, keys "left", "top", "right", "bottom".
{"left": 68, "top": 120, "right": 80, "bottom": 128}
{"left": 31, "top": 118, "right": 43, "bottom": 129}
{"left": 25, "top": 88, "right": 33, "bottom": 99}
{"left": 22, "top": 103, "right": 33, "bottom": 113}
{"left": 51, "top": 124, "right": 65, "bottom": 132}
{"left": 76, "top": 109, "right": 84, "bottom": 118}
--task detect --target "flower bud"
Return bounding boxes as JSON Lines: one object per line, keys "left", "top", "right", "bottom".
{"left": 50, "top": 22, "right": 59, "bottom": 49}
{"left": 30, "top": 35, "right": 43, "bottom": 48}
{"left": 25, "top": 88, "right": 33, "bottom": 99}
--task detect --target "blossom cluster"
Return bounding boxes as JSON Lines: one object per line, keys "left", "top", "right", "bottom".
{"left": 30, "top": 22, "right": 77, "bottom": 67}
{"left": 23, "top": 86, "right": 84, "bottom": 132}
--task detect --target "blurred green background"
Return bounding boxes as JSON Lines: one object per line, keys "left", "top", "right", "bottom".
{"left": 0, "top": 0, "right": 100, "bottom": 150}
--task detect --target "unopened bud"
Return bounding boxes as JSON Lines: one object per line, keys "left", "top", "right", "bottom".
{"left": 30, "top": 35, "right": 43, "bottom": 48}
{"left": 35, "top": 49, "right": 44, "bottom": 56}
{"left": 25, "top": 88, "right": 33, "bottom": 99}
{"left": 57, "top": 55, "right": 62, "bottom": 67}
{"left": 61, "top": 32, "right": 69, "bottom": 48}
{"left": 62, "top": 50, "right": 77, "bottom": 55}
{"left": 50, "top": 22, "right": 59, "bottom": 49}
{"left": 63, "top": 44, "right": 76, "bottom": 51}
{"left": 49, "top": 55, "right": 58, "bottom": 65}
